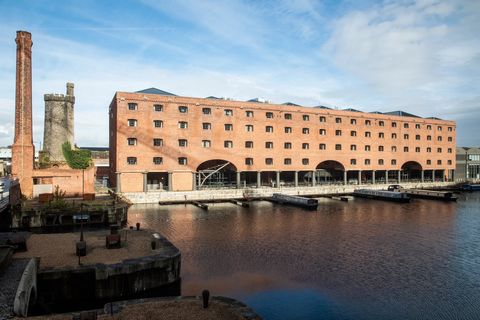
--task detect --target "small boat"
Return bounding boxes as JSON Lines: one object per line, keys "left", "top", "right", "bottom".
{"left": 271, "top": 193, "right": 318, "bottom": 209}
{"left": 354, "top": 189, "right": 410, "bottom": 203}
{"left": 405, "top": 189, "right": 457, "bottom": 201}
{"left": 462, "top": 184, "right": 480, "bottom": 191}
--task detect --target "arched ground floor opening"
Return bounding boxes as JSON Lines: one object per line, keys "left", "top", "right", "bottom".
{"left": 196, "top": 160, "right": 237, "bottom": 189}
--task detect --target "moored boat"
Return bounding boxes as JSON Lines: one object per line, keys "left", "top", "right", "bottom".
{"left": 271, "top": 193, "right": 318, "bottom": 209}
{"left": 353, "top": 189, "right": 410, "bottom": 203}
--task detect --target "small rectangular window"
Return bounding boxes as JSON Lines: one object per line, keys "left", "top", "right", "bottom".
{"left": 266, "top": 112, "right": 274, "bottom": 119}
{"left": 350, "top": 159, "right": 356, "bottom": 165}
{"left": 302, "top": 143, "right": 309, "bottom": 150}
{"left": 335, "top": 130, "right": 342, "bottom": 136}
{"left": 416, "top": 135, "right": 420, "bottom": 140}
{"left": 319, "top": 116, "right": 326, "bottom": 122}
{"left": 415, "top": 147, "right": 420, "bottom": 152}
{"left": 351, "top": 144, "right": 356, "bottom": 151}
{"left": 378, "top": 159, "right": 384, "bottom": 165}
{"left": 437, "top": 148, "right": 442, "bottom": 153}
{"left": 427, "top": 125, "right": 432, "bottom": 130}
{"left": 245, "top": 141, "right": 253, "bottom": 148}
{"left": 351, "top": 131, "right": 357, "bottom": 137}
{"left": 427, "top": 135, "right": 432, "bottom": 141}
{"left": 378, "top": 132, "right": 384, "bottom": 138}
{"left": 391, "top": 159, "right": 397, "bottom": 165}
{"left": 379, "top": 121, "right": 384, "bottom": 126}
{"left": 284, "top": 158, "right": 292, "bottom": 165}
{"left": 179, "top": 106, "right": 188, "bottom": 113}
{"left": 266, "top": 142, "right": 273, "bottom": 149}
{"left": 153, "top": 157, "right": 163, "bottom": 165}
{"left": 127, "top": 157, "right": 137, "bottom": 165}
{"left": 128, "top": 119, "right": 137, "bottom": 127}
{"left": 127, "top": 138, "right": 137, "bottom": 146}
{"left": 437, "top": 126, "right": 442, "bottom": 131}
{"left": 246, "top": 110, "right": 254, "bottom": 117}
{"left": 365, "top": 159, "right": 370, "bottom": 165}
{"left": 448, "top": 127, "right": 453, "bottom": 132}
{"left": 365, "top": 132, "right": 371, "bottom": 137}
{"left": 284, "top": 142, "right": 292, "bottom": 149}
{"left": 404, "top": 147, "right": 409, "bottom": 152}
{"left": 365, "top": 120, "right": 371, "bottom": 126}
{"left": 351, "top": 119, "right": 357, "bottom": 125}
{"left": 179, "top": 139, "right": 188, "bottom": 147}
{"left": 302, "top": 158, "right": 309, "bottom": 165}
{"left": 225, "top": 109, "right": 233, "bottom": 116}
{"left": 415, "top": 124, "right": 420, "bottom": 129}
{"left": 404, "top": 123, "right": 409, "bottom": 128}
{"left": 203, "top": 123, "right": 211, "bottom": 130}
{"left": 319, "top": 129, "right": 326, "bottom": 135}
{"left": 202, "top": 107, "right": 211, "bottom": 115}
{"left": 404, "top": 134, "right": 409, "bottom": 139}
{"left": 319, "top": 143, "right": 326, "bottom": 150}
{"left": 266, "top": 126, "right": 273, "bottom": 133}
{"left": 202, "top": 140, "right": 211, "bottom": 148}
{"left": 284, "top": 113, "right": 292, "bottom": 120}
{"left": 265, "top": 158, "right": 273, "bottom": 165}
{"left": 245, "top": 158, "right": 253, "bottom": 165}
{"left": 336, "top": 117, "right": 342, "bottom": 123}
{"left": 391, "top": 146, "right": 397, "bottom": 152}
{"left": 365, "top": 145, "right": 371, "bottom": 151}
{"left": 178, "top": 157, "right": 187, "bottom": 165}
{"left": 335, "top": 144, "right": 341, "bottom": 150}
{"left": 128, "top": 103, "right": 137, "bottom": 111}
{"left": 153, "top": 120, "right": 163, "bottom": 128}
{"left": 246, "top": 125, "right": 254, "bottom": 132}
{"left": 302, "top": 128, "right": 310, "bottom": 134}
{"left": 178, "top": 121, "right": 188, "bottom": 129}
{"left": 153, "top": 138, "right": 163, "bottom": 146}
{"left": 154, "top": 104, "right": 163, "bottom": 112}
{"left": 392, "top": 122, "right": 397, "bottom": 127}
{"left": 427, "top": 160, "right": 431, "bottom": 165}
{"left": 392, "top": 133, "right": 397, "bottom": 139}
{"left": 378, "top": 146, "right": 384, "bottom": 151}
{"left": 285, "top": 127, "right": 292, "bottom": 133}
{"left": 224, "top": 140, "right": 233, "bottom": 148}
{"left": 225, "top": 124, "right": 233, "bottom": 131}
{"left": 303, "top": 115, "right": 310, "bottom": 121}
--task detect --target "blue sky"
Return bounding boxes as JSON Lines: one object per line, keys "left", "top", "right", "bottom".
{"left": 0, "top": 0, "right": 479, "bottom": 147}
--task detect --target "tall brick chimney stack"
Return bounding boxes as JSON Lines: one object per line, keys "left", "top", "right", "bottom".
{"left": 12, "top": 31, "right": 34, "bottom": 197}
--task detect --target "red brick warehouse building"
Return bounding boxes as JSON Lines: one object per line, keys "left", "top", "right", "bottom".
{"left": 109, "top": 88, "right": 456, "bottom": 193}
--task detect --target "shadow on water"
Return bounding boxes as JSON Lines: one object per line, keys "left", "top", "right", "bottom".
{"left": 128, "top": 193, "right": 480, "bottom": 320}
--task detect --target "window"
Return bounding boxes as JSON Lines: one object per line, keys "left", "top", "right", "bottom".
{"left": 416, "top": 135, "right": 420, "bottom": 140}
{"left": 335, "top": 144, "right": 342, "bottom": 150}
{"left": 284, "top": 158, "right": 292, "bottom": 165}
{"left": 266, "top": 112, "right": 274, "bottom": 118}
{"left": 448, "top": 160, "right": 452, "bottom": 165}
{"left": 319, "top": 116, "right": 326, "bottom": 122}
{"left": 379, "top": 121, "right": 384, "bottom": 126}
{"left": 404, "top": 123, "right": 409, "bottom": 128}
{"left": 351, "top": 119, "right": 357, "bottom": 125}
{"left": 284, "top": 142, "right": 292, "bottom": 149}
{"left": 224, "top": 109, "right": 233, "bottom": 116}
{"left": 415, "top": 147, "right": 420, "bottom": 152}
{"left": 285, "top": 127, "right": 292, "bottom": 133}
{"left": 246, "top": 124, "right": 254, "bottom": 132}
{"left": 127, "top": 138, "right": 137, "bottom": 146}
{"left": 415, "top": 124, "right": 420, "bottom": 129}
{"left": 392, "top": 122, "right": 397, "bottom": 127}
{"left": 404, "top": 147, "right": 409, "bottom": 152}
{"left": 350, "top": 159, "right": 356, "bottom": 165}
{"left": 302, "top": 158, "right": 309, "bottom": 165}
{"left": 378, "top": 159, "right": 384, "bottom": 165}
{"left": 245, "top": 158, "right": 253, "bottom": 165}
{"left": 391, "top": 146, "right": 397, "bottom": 152}
{"left": 437, "top": 126, "right": 442, "bottom": 131}
{"left": 351, "top": 131, "right": 357, "bottom": 137}
{"left": 391, "top": 133, "right": 397, "bottom": 139}
{"left": 391, "top": 159, "right": 397, "bottom": 165}
{"left": 404, "top": 134, "right": 409, "bottom": 140}
{"left": 379, "top": 132, "right": 384, "bottom": 138}
{"left": 365, "top": 159, "right": 370, "bottom": 165}
{"left": 245, "top": 141, "right": 254, "bottom": 148}
{"left": 319, "top": 129, "right": 326, "bottom": 135}
{"left": 203, "top": 122, "right": 211, "bottom": 130}
{"left": 153, "top": 157, "right": 163, "bottom": 165}
{"left": 302, "top": 128, "right": 310, "bottom": 134}
{"left": 202, "top": 107, "right": 211, "bottom": 115}
{"left": 378, "top": 146, "right": 384, "bottom": 151}
{"left": 335, "top": 130, "right": 342, "bottom": 136}
{"left": 178, "top": 121, "right": 188, "bottom": 129}
{"left": 437, "top": 160, "right": 442, "bottom": 165}
{"left": 319, "top": 143, "right": 326, "bottom": 150}
{"left": 365, "top": 131, "right": 371, "bottom": 137}
{"left": 285, "top": 113, "right": 292, "bottom": 120}
{"left": 427, "top": 147, "right": 432, "bottom": 153}
{"left": 153, "top": 120, "right": 163, "bottom": 128}
{"left": 365, "top": 120, "right": 371, "bottom": 126}
{"left": 448, "top": 137, "right": 453, "bottom": 142}
{"left": 266, "top": 126, "right": 274, "bottom": 133}
{"left": 154, "top": 104, "right": 163, "bottom": 112}
{"left": 128, "top": 119, "right": 137, "bottom": 127}
{"left": 365, "top": 145, "right": 371, "bottom": 151}
{"left": 265, "top": 158, "right": 273, "bottom": 165}
{"left": 427, "top": 160, "right": 431, "bottom": 165}
{"left": 224, "top": 140, "right": 233, "bottom": 148}
{"left": 301, "top": 115, "right": 309, "bottom": 121}
{"left": 246, "top": 110, "right": 254, "bottom": 117}
{"left": 437, "top": 148, "right": 442, "bottom": 153}
{"left": 302, "top": 143, "right": 310, "bottom": 150}
{"left": 427, "top": 135, "right": 432, "bottom": 141}
{"left": 178, "top": 139, "right": 188, "bottom": 147}
{"left": 178, "top": 157, "right": 187, "bottom": 165}
{"left": 128, "top": 103, "right": 137, "bottom": 111}
{"left": 437, "top": 136, "right": 442, "bottom": 141}
{"left": 448, "top": 127, "right": 453, "bottom": 132}
{"left": 202, "top": 140, "right": 211, "bottom": 148}
{"left": 127, "top": 157, "right": 137, "bottom": 165}
{"left": 178, "top": 106, "right": 188, "bottom": 113}
{"left": 427, "top": 125, "right": 432, "bottom": 130}
{"left": 335, "top": 117, "right": 342, "bottom": 123}
{"left": 266, "top": 142, "right": 273, "bottom": 149}
{"left": 448, "top": 148, "right": 452, "bottom": 153}
{"left": 225, "top": 124, "right": 233, "bottom": 131}
{"left": 351, "top": 144, "right": 357, "bottom": 151}
{"left": 153, "top": 138, "right": 163, "bottom": 146}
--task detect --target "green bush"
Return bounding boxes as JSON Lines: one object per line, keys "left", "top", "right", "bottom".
{"left": 62, "top": 142, "right": 92, "bottom": 169}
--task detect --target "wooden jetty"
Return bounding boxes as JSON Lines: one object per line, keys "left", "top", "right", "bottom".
{"left": 353, "top": 189, "right": 410, "bottom": 203}
{"left": 228, "top": 199, "right": 250, "bottom": 207}
{"left": 192, "top": 201, "right": 209, "bottom": 210}
{"left": 271, "top": 193, "right": 318, "bottom": 209}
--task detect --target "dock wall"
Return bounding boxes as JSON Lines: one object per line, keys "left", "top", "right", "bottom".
{"left": 123, "top": 182, "right": 456, "bottom": 204}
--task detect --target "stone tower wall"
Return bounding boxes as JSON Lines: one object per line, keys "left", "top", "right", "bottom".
{"left": 43, "top": 83, "right": 75, "bottom": 162}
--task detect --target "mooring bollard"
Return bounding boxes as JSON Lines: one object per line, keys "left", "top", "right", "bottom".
{"left": 136, "top": 222, "right": 140, "bottom": 231}
{"left": 202, "top": 289, "right": 210, "bottom": 309}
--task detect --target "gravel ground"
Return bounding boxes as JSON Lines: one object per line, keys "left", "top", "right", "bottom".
{"left": 13, "top": 230, "right": 153, "bottom": 268}
{"left": 0, "top": 259, "right": 30, "bottom": 320}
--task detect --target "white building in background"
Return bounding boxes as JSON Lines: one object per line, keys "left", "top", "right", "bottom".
{"left": 0, "top": 147, "right": 39, "bottom": 176}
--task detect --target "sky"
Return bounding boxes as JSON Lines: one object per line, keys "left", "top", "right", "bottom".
{"left": 0, "top": 0, "right": 479, "bottom": 148}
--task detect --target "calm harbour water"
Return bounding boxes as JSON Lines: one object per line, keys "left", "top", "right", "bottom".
{"left": 128, "top": 192, "right": 480, "bottom": 320}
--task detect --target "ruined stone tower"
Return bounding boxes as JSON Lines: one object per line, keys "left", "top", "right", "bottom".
{"left": 43, "top": 83, "right": 75, "bottom": 162}
{"left": 12, "top": 31, "right": 34, "bottom": 197}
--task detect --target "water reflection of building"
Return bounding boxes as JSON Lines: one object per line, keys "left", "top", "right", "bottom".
{"left": 109, "top": 89, "right": 456, "bottom": 193}
{"left": 456, "top": 147, "right": 480, "bottom": 181}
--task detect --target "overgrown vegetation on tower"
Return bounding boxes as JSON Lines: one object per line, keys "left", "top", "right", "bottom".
{"left": 62, "top": 142, "right": 92, "bottom": 169}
